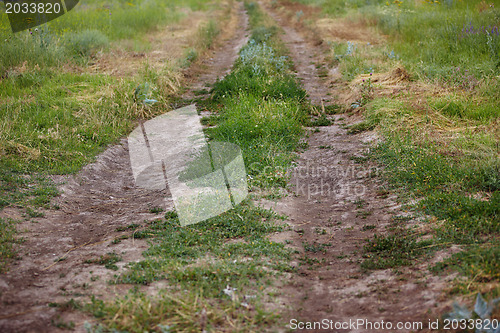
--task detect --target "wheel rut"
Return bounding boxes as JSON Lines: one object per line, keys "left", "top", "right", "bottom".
{"left": 259, "top": 2, "right": 451, "bottom": 331}
{"left": 0, "top": 4, "right": 249, "bottom": 333}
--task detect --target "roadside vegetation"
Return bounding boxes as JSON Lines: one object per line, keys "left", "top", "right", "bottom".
{"left": 286, "top": 0, "right": 500, "bottom": 304}
{"left": 0, "top": 0, "right": 224, "bottom": 270}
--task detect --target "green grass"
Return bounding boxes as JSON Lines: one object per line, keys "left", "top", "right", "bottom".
{"left": 293, "top": 0, "right": 500, "bottom": 81}
{"left": 303, "top": 241, "right": 331, "bottom": 254}
{"left": 0, "top": 71, "right": 141, "bottom": 173}
{"left": 347, "top": 120, "right": 375, "bottom": 134}
{"left": 205, "top": 94, "right": 306, "bottom": 188}
{"left": 84, "top": 289, "right": 279, "bottom": 333}
{"left": 85, "top": 252, "right": 122, "bottom": 271}
{"left": 0, "top": 218, "right": 18, "bottom": 273}
{"left": 0, "top": 0, "right": 221, "bottom": 176}
{"left": 432, "top": 244, "right": 500, "bottom": 293}
{"left": 117, "top": 204, "right": 291, "bottom": 288}
{"left": 369, "top": 1, "right": 500, "bottom": 81}
{"left": 202, "top": 1, "right": 309, "bottom": 188}
{"left": 307, "top": 114, "right": 332, "bottom": 127}
{"left": 362, "top": 117, "right": 499, "bottom": 292}
{"left": 0, "top": 167, "right": 58, "bottom": 209}
{"left": 362, "top": 228, "right": 433, "bottom": 270}
{"left": 0, "top": 0, "right": 220, "bottom": 73}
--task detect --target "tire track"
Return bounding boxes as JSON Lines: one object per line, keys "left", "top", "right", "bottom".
{"left": 0, "top": 4, "right": 250, "bottom": 332}
{"left": 259, "top": 2, "right": 451, "bottom": 331}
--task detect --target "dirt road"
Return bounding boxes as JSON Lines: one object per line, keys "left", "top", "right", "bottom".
{"left": 0, "top": 1, "right": 453, "bottom": 332}
{"left": 0, "top": 3, "right": 249, "bottom": 332}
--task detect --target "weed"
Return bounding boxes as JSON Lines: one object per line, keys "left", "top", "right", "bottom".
{"left": 323, "top": 104, "right": 344, "bottom": 114}
{"left": 362, "top": 225, "right": 376, "bottom": 231}
{"left": 358, "top": 74, "right": 374, "bottom": 106}
{"left": 48, "top": 299, "right": 82, "bottom": 311}
{"left": 308, "top": 114, "right": 332, "bottom": 126}
{"left": 433, "top": 244, "right": 500, "bottom": 290}
{"left": 64, "top": 30, "right": 109, "bottom": 57}
{"left": 303, "top": 242, "right": 331, "bottom": 254}
{"left": 362, "top": 230, "right": 433, "bottom": 270}
{"left": 149, "top": 207, "right": 164, "bottom": 214}
{"left": 0, "top": 218, "right": 18, "bottom": 273}
{"left": 26, "top": 207, "right": 44, "bottom": 218}
{"left": 354, "top": 198, "right": 367, "bottom": 208}
{"left": 84, "top": 289, "right": 278, "bottom": 333}
{"left": 85, "top": 252, "right": 122, "bottom": 271}
{"left": 347, "top": 121, "right": 376, "bottom": 134}
{"left": 116, "top": 223, "right": 140, "bottom": 232}
{"left": 51, "top": 316, "right": 75, "bottom": 330}
{"left": 356, "top": 210, "right": 372, "bottom": 219}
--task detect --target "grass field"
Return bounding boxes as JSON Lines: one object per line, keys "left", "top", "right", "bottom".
{"left": 289, "top": 0, "right": 500, "bottom": 300}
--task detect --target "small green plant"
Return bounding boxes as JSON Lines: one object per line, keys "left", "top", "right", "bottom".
{"left": 347, "top": 121, "right": 375, "bottom": 134}
{"left": 85, "top": 252, "right": 122, "bottom": 271}
{"left": 308, "top": 114, "right": 332, "bottom": 127}
{"left": 149, "top": 207, "right": 164, "bottom": 214}
{"left": 26, "top": 207, "right": 44, "bottom": 218}
{"left": 295, "top": 10, "right": 304, "bottom": 22}
{"left": 182, "top": 48, "right": 198, "bottom": 67}
{"left": 362, "top": 230, "right": 433, "bottom": 270}
{"left": 362, "top": 225, "right": 376, "bottom": 231}
{"left": 445, "top": 293, "right": 500, "bottom": 333}
{"left": 134, "top": 82, "right": 158, "bottom": 105}
{"left": 354, "top": 198, "right": 366, "bottom": 208}
{"left": 51, "top": 317, "right": 75, "bottom": 330}
{"left": 64, "top": 30, "right": 109, "bottom": 57}
{"left": 324, "top": 104, "right": 344, "bottom": 114}
{"left": 116, "top": 223, "right": 140, "bottom": 232}
{"left": 359, "top": 75, "right": 373, "bottom": 105}
{"left": 303, "top": 242, "right": 331, "bottom": 254}
{"left": 0, "top": 218, "right": 18, "bottom": 273}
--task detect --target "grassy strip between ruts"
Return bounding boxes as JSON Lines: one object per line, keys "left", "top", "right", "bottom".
{"left": 80, "top": 2, "right": 310, "bottom": 332}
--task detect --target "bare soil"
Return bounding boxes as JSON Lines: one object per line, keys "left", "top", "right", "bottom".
{"left": 0, "top": 3, "right": 249, "bottom": 332}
